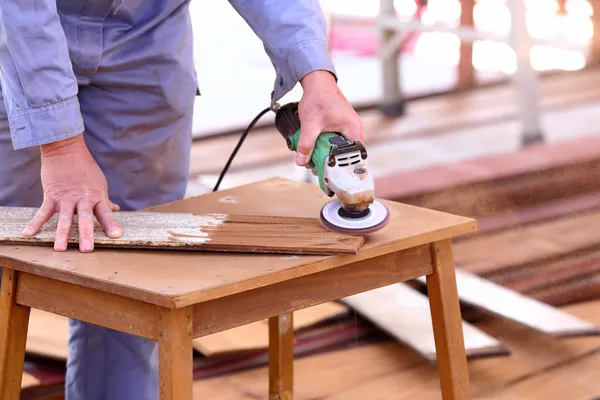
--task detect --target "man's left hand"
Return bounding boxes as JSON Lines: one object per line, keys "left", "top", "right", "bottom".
{"left": 295, "top": 70, "right": 363, "bottom": 167}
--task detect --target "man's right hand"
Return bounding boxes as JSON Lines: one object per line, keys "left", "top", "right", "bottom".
{"left": 22, "top": 134, "right": 122, "bottom": 252}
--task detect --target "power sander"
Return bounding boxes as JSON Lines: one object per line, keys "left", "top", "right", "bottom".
{"left": 212, "top": 102, "right": 390, "bottom": 235}
{"left": 273, "top": 102, "right": 390, "bottom": 235}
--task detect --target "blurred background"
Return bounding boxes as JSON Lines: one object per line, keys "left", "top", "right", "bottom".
{"left": 21, "top": 1, "right": 600, "bottom": 399}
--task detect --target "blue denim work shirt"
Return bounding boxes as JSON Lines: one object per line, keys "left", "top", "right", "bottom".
{"left": 0, "top": 0, "right": 336, "bottom": 150}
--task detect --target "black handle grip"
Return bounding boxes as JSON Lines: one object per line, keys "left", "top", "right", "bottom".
{"left": 274, "top": 102, "right": 301, "bottom": 145}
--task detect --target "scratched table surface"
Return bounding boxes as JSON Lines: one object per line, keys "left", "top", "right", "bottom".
{"left": 0, "top": 178, "right": 476, "bottom": 308}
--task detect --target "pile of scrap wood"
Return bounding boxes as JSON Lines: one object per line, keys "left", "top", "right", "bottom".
{"left": 19, "top": 135, "right": 600, "bottom": 399}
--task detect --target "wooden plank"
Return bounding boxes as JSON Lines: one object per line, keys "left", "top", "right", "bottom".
{"left": 478, "top": 351, "right": 600, "bottom": 399}
{"left": 417, "top": 270, "right": 600, "bottom": 337}
{"left": 21, "top": 372, "right": 40, "bottom": 389}
{"left": 193, "top": 302, "right": 347, "bottom": 356}
{"left": 526, "top": 271, "right": 600, "bottom": 307}
{"left": 0, "top": 178, "right": 476, "bottom": 309}
{"left": 341, "top": 283, "right": 507, "bottom": 361}
{"left": 504, "top": 251, "right": 600, "bottom": 293}
{"left": 375, "top": 135, "right": 600, "bottom": 217}
{"left": 453, "top": 209, "right": 600, "bottom": 276}
{"left": 26, "top": 309, "right": 69, "bottom": 360}
{"left": 0, "top": 207, "right": 365, "bottom": 256}
{"left": 473, "top": 191, "right": 600, "bottom": 237}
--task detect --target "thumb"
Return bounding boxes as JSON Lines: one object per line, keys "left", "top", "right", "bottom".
{"left": 296, "top": 121, "right": 322, "bottom": 167}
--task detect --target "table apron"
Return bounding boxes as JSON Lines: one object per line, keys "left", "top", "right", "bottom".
{"left": 14, "top": 272, "right": 164, "bottom": 341}
{"left": 192, "top": 244, "right": 434, "bottom": 338}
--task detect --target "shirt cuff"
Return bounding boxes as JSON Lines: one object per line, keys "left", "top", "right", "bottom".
{"left": 271, "top": 38, "right": 337, "bottom": 106}
{"left": 8, "top": 96, "right": 84, "bottom": 150}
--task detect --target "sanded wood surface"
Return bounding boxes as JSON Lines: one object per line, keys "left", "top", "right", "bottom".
{"left": 0, "top": 207, "right": 364, "bottom": 255}
{"left": 0, "top": 178, "right": 476, "bottom": 308}
{"left": 194, "top": 302, "right": 347, "bottom": 356}
{"left": 342, "top": 283, "right": 506, "bottom": 361}
{"left": 418, "top": 270, "right": 600, "bottom": 337}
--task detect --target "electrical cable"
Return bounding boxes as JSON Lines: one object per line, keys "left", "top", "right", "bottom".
{"left": 212, "top": 106, "right": 272, "bottom": 192}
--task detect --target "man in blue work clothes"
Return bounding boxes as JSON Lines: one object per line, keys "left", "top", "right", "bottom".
{"left": 0, "top": 0, "right": 363, "bottom": 399}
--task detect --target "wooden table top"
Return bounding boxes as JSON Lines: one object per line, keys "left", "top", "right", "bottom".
{"left": 0, "top": 178, "right": 476, "bottom": 308}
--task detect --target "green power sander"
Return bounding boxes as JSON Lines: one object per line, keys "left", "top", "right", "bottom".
{"left": 213, "top": 102, "right": 390, "bottom": 235}
{"left": 273, "top": 102, "right": 390, "bottom": 235}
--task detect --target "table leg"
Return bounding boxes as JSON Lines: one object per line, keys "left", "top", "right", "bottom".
{"left": 158, "top": 307, "right": 193, "bottom": 400}
{"left": 426, "top": 240, "right": 472, "bottom": 400}
{"left": 268, "top": 313, "right": 294, "bottom": 400}
{"left": 0, "top": 269, "right": 30, "bottom": 400}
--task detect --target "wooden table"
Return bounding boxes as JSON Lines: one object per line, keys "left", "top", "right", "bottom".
{"left": 0, "top": 177, "right": 476, "bottom": 400}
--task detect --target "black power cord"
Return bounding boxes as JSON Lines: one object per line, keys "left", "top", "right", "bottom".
{"left": 212, "top": 106, "right": 272, "bottom": 192}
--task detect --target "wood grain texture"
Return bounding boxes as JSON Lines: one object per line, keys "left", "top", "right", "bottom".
{"left": 15, "top": 272, "right": 163, "bottom": 341}
{"left": 418, "top": 270, "right": 600, "bottom": 337}
{"left": 0, "top": 178, "right": 475, "bottom": 308}
{"left": 0, "top": 207, "right": 364, "bottom": 255}
{"left": 192, "top": 246, "right": 434, "bottom": 338}
{"left": 341, "top": 283, "right": 507, "bottom": 361}
{"left": 194, "top": 300, "right": 600, "bottom": 400}
{"left": 0, "top": 269, "right": 30, "bottom": 400}
{"left": 158, "top": 307, "right": 193, "bottom": 400}
{"left": 269, "top": 313, "right": 294, "bottom": 400}
{"left": 426, "top": 240, "right": 471, "bottom": 400}
{"left": 454, "top": 209, "right": 600, "bottom": 276}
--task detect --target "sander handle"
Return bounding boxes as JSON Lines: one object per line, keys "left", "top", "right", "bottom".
{"left": 274, "top": 102, "right": 353, "bottom": 195}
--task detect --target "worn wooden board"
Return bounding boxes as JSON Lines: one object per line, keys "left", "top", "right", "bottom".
{"left": 454, "top": 209, "right": 600, "bottom": 276}
{"left": 375, "top": 134, "right": 600, "bottom": 218}
{"left": 417, "top": 270, "right": 600, "bottom": 337}
{"left": 193, "top": 302, "right": 348, "bottom": 356}
{"left": 0, "top": 206, "right": 365, "bottom": 255}
{"left": 341, "top": 283, "right": 507, "bottom": 361}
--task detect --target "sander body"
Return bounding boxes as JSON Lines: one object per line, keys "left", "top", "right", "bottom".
{"left": 274, "top": 102, "right": 390, "bottom": 235}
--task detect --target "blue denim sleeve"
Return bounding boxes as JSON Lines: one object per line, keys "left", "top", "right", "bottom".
{"left": 228, "top": 0, "right": 337, "bottom": 106}
{"left": 0, "top": 0, "right": 84, "bottom": 150}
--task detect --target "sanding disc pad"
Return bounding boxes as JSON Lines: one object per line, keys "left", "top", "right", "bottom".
{"left": 319, "top": 199, "right": 390, "bottom": 235}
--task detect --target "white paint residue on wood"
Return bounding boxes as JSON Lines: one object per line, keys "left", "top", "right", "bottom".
{"left": 0, "top": 206, "right": 228, "bottom": 246}
{"left": 416, "top": 270, "right": 600, "bottom": 337}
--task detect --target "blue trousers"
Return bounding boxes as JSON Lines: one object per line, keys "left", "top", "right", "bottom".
{"left": 0, "top": 19, "right": 196, "bottom": 400}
